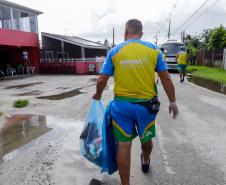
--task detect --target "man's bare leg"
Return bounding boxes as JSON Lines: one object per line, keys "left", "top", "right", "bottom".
{"left": 117, "top": 141, "right": 132, "bottom": 185}
{"left": 179, "top": 72, "right": 183, "bottom": 82}
{"left": 141, "top": 140, "right": 153, "bottom": 163}
{"left": 182, "top": 71, "right": 186, "bottom": 81}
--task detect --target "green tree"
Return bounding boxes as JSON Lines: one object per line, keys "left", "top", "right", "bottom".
{"left": 208, "top": 25, "right": 226, "bottom": 49}
{"left": 184, "top": 34, "right": 201, "bottom": 62}
{"left": 184, "top": 34, "right": 201, "bottom": 49}
{"left": 200, "top": 29, "right": 213, "bottom": 50}
{"left": 186, "top": 44, "right": 198, "bottom": 63}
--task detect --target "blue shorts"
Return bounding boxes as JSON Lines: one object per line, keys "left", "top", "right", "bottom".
{"left": 177, "top": 64, "right": 187, "bottom": 73}
{"left": 111, "top": 100, "right": 157, "bottom": 144}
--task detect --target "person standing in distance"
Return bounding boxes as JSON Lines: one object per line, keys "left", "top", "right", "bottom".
{"left": 22, "top": 50, "right": 30, "bottom": 74}
{"left": 160, "top": 47, "right": 166, "bottom": 61}
{"left": 92, "top": 19, "right": 179, "bottom": 185}
{"left": 176, "top": 46, "right": 187, "bottom": 82}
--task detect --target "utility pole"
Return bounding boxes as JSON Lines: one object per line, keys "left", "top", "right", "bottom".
{"left": 180, "top": 31, "right": 185, "bottom": 42}
{"left": 155, "top": 35, "right": 158, "bottom": 45}
{"left": 113, "top": 28, "right": 115, "bottom": 47}
{"left": 168, "top": 19, "right": 171, "bottom": 39}
{"left": 183, "top": 31, "right": 185, "bottom": 43}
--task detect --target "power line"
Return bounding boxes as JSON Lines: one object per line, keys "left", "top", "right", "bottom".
{"left": 156, "top": 22, "right": 168, "bottom": 32}
{"left": 172, "top": 0, "right": 210, "bottom": 34}
{"left": 155, "top": 0, "right": 181, "bottom": 40}
{"left": 156, "top": 18, "right": 169, "bottom": 35}
{"left": 188, "top": 0, "right": 221, "bottom": 26}
{"left": 168, "top": 0, "right": 181, "bottom": 17}
{"left": 156, "top": 2, "right": 177, "bottom": 34}
{"left": 172, "top": 0, "right": 222, "bottom": 36}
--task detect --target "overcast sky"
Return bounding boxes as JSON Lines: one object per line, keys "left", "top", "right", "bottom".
{"left": 10, "top": 0, "right": 226, "bottom": 44}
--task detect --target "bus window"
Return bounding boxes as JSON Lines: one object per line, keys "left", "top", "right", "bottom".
{"left": 163, "top": 44, "right": 185, "bottom": 55}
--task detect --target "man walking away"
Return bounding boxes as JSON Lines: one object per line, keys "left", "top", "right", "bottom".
{"left": 176, "top": 46, "right": 187, "bottom": 82}
{"left": 92, "top": 19, "right": 179, "bottom": 185}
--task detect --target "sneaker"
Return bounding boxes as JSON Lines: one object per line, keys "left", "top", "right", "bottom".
{"left": 141, "top": 154, "right": 150, "bottom": 173}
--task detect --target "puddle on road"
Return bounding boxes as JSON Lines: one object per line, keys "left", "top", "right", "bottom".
{"left": 88, "top": 179, "right": 102, "bottom": 185}
{"left": 5, "top": 82, "right": 43, "bottom": 89}
{"left": 36, "top": 84, "right": 95, "bottom": 100}
{"left": 89, "top": 78, "right": 97, "bottom": 82}
{"left": 188, "top": 76, "right": 226, "bottom": 95}
{"left": 0, "top": 114, "right": 51, "bottom": 158}
{"left": 55, "top": 87, "right": 69, "bottom": 90}
{"left": 36, "top": 88, "right": 84, "bottom": 100}
{"left": 15, "top": 90, "right": 44, "bottom": 96}
{"left": 105, "top": 85, "right": 109, "bottom": 90}
{"left": 104, "top": 85, "right": 113, "bottom": 91}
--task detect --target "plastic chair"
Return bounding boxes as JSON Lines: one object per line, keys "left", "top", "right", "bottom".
{"left": 6, "top": 65, "right": 16, "bottom": 76}
{"left": 28, "top": 67, "right": 35, "bottom": 74}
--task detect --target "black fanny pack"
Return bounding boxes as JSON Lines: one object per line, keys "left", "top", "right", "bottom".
{"left": 133, "top": 97, "right": 160, "bottom": 114}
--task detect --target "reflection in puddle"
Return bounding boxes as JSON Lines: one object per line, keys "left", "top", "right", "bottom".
{"left": 188, "top": 76, "right": 226, "bottom": 95}
{"left": 36, "top": 84, "right": 95, "bottom": 100}
{"left": 0, "top": 114, "right": 51, "bottom": 158}
{"left": 5, "top": 82, "right": 43, "bottom": 89}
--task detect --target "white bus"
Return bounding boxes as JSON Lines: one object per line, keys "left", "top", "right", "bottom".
{"left": 161, "top": 40, "right": 186, "bottom": 70}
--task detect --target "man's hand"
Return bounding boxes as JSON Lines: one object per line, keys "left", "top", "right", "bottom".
{"left": 158, "top": 71, "right": 179, "bottom": 119}
{"left": 92, "top": 75, "right": 109, "bottom": 101}
{"left": 92, "top": 93, "right": 102, "bottom": 100}
{"left": 169, "top": 102, "right": 179, "bottom": 119}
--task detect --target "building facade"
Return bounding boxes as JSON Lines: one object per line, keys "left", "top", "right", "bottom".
{"left": 40, "top": 32, "right": 109, "bottom": 74}
{"left": 0, "top": 0, "right": 42, "bottom": 76}
{"left": 41, "top": 32, "right": 108, "bottom": 61}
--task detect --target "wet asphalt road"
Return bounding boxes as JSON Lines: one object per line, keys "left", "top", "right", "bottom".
{"left": 0, "top": 74, "right": 226, "bottom": 185}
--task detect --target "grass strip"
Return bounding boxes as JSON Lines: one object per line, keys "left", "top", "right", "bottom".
{"left": 187, "top": 66, "right": 226, "bottom": 84}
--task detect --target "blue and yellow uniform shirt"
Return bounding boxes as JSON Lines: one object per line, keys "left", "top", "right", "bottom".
{"left": 177, "top": 51, "right": 187, "bottom": 65}
{"left": 100, "top": 39, "right": 167, "bottom": 102}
